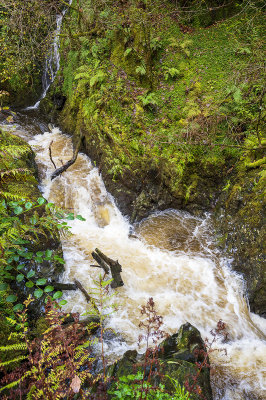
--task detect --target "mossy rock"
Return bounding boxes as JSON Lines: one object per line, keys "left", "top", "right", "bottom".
{"left": 107, "top": 323, "right": 212, "bottom": 400}
{"left": 214, "top": 165, "right": 266, "bottom": 317}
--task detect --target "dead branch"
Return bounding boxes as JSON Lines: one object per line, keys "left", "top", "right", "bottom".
{"left": 74, "top": 279, "right": 99, "bottom": 312}
{"left": 49, "top": 141, "right": 57, "bottom": 169}
{"left": 51, "top": 133, "right": 83, "bottom": 180}
{"left": 50, "top": 282, "right": 77, "bottom": 290}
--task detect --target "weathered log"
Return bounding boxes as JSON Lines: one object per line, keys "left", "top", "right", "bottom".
{"left": 91, "top": 251, "right": 109, "bottom": 275}
{"left": 91, "top": 248, "right": 124, "bottom": 288}
{"left": 50, "top": 282, "right": 77, "bottom": 291}
{"left": 51, "top": 133, "right": 83, "bottom": 180}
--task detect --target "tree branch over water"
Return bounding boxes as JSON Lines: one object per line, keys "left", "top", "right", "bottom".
{"left": 50, "top": 133, "right": 83, "bottom": 180}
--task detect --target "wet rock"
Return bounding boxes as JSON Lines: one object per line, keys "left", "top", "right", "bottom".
{"left": 107, "top": 323, "right": 213, "bottom": 400}
{"left": 214, "top": 168, "right": 266, "bottom": 317}
{"left": 159, "top": 323, "right": 206, "bottom": 363}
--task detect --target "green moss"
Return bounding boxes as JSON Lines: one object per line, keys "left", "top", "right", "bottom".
{"left": 48, "top": 1, "right": 264, "bottom": 218}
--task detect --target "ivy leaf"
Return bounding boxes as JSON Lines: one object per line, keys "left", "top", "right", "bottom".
{"left": 34, "top": 289, "right": 43, "bottom": 299}
{"left": 14, "top": 206, "right": 23, "bottom": 215}
{"left": 37, "top": 197, "right": 46, "bottom": 205}
{"left": 66, "top": 213, "right": 74, "bottom": 220}
{"left": 27, "top": 270, "right": 35, "bottom": 279}
{"left": 76, "top": 215, "right": 86, "bottom": 221}
{"left": 26, "top": 281, "right": 34, "bottom": 288}
{"left": 0, "top": 283, "right": 8, "bottom": 291}
{"left": 36, "top": 251, "right": 44, "bottom": 257}
{"left": 45, "top": 250, "right": 52, "bottom": 259}
{"left": 44, "top": 285, "right": 54, "bottom": 293}
{"left": 24, "top": 252, "right": 33, "bottom": 260}
{"left": 16, "top": 274, "right": 24, "bottom": 282}
{"left": 13, "top": 303, "right": 24, "bottom": 312}
{"left": 6, "top": 295, "right": 17, "bottom": 303}
{"left": 25, "top": 202, "right": 33, "bottom": 210}
{"left": 53, "top": 291, "right": 63, "bottom": 299}
{"left": 53, "top": 255, "right": 65, "bottom": 264}
{"left": 36, "top": 278, "right": 47, "bottom": 286}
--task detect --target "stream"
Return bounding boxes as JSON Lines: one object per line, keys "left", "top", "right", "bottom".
{"left": 1, "top": 118, "right": 266, "bottom": 400}
{"left": 2, "top": 1, "right": 266, "bottom": 396}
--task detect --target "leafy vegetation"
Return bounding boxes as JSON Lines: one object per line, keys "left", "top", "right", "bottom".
{"left": 0, "top": 0, "right": 64, "bottom": 103}
{"left": 49, "top": 0, "right": 264, "bottom": 213}
{"left": 108, "top": 372, "right": 190, "bottom": 399}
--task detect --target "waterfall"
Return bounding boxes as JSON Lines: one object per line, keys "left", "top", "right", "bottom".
{"left": 23, "top": 125, "right": 265, "bottom": 400}
{"left": 26, "top": 1, "right": 72, "bottom": 110}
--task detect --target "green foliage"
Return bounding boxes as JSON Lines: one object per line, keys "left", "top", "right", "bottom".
{"left": 163, "top": 67, "right": 181, "bottom": 81}
{"left": 58, "top": 0, "right": 265, "bottom": 212}
{"left": 168, "top": 37, "right": 192, "bottom": 58}
{"left": 0, "top": 0, "right": 61, "bottom": 101}
{"left": 0, "top": 197, "right": 68, "bottom": 313}
{"left": 139, "top": 92, "right": 158, "bottom": 110}
{"left": 108, "top": 371, "right": 190, "bottom": 399}
{"left": 136, "top": 65, "right": 147, "bottom": 76}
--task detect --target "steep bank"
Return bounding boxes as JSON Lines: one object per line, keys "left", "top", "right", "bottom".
{"left": 0, "top": 124, "right": 64, "bottom": 315}
{"left": 41, "top": 1, "right": 265, "bottom": 315}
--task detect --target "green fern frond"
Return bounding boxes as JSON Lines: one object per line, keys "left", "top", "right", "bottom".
{"left": 0, "top": 342, "right": 27, "bottom": 351}
{"left": 0, "top": 168, "right": 32, "bottom": 179}
{"left": 0, "top": 144, "right": 31, "bottom": 158}
{"left": 0, "top": 368, "right": 35, "bottom": 393}
{"left": 0, "top": 191, "right": 26, "bottom": 201}
{"left": 0, "top": 378, "right": 22, "bottom": 392}
{"left": 0, "top": 355, "right": 28, "bottom": 366}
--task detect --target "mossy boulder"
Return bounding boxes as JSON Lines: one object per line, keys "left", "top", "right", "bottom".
{"left": 107, "top": 323, "right": 212, "bottom": 399}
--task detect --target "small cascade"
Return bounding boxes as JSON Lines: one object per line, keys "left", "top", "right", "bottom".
{"left": 26, "top": 1, "right": 72, "bottom": 110}
{"left": 24, "top": 126, "right": 266, "bottom": 400}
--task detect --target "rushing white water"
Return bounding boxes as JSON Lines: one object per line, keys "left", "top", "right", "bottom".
{"left": 26, "top": 1, "right": 72, "bottom": 110}
{"left": 10, "top": 124, "right": 266, "bottom": 400}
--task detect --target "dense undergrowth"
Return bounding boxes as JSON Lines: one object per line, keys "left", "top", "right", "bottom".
{"left": 51, "top": 0, "right": 265, "bottom": 207}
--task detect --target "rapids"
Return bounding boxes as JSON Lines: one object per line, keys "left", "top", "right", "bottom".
{"left": 2, "top": 122, "right": 266, "bottom": 400}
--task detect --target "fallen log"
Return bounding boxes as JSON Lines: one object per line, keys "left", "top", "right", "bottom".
{"left": 74, "top": 279, "right": 99, "bottom": 313}
{"left": 50, "top": 282, "right": 77, "bottom": 291}
{"left": 91, "top": 248, "right": 124, "bottom": 289}
{"left": 51, "top": 133, "right": 83, "bottom": 180}
{"left": 48, "top": 280, "right": 99, "bottom": 314}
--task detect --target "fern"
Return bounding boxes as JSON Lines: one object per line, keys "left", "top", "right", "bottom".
{"left": 0, "top": 191, "right": 24, "bottom": 201}
{"left": 0, "top": 343, "right": 27, "bottom": 351}
{"left": 0, "top": 355, "right": 28, "bottom": 366}
{"left": 0, "top": 144, "right": 31, "bottom": 158}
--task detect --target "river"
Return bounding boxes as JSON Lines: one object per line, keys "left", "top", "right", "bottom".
{"left": 1, "top": 117, "right": 265, "bottom": 400}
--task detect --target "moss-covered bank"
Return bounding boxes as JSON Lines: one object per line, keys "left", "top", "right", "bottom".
{"left": 41, "top": 1, "right": 265, "bottom": 315}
